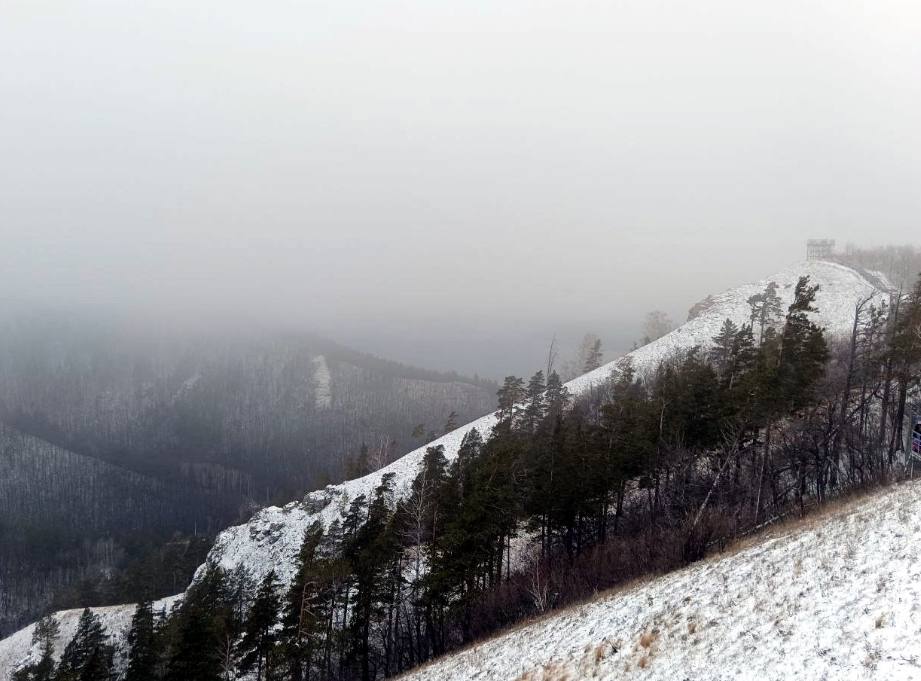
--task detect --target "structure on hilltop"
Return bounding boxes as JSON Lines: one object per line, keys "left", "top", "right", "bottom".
{"left": 806, "top": 239, "right": 836, "bottom": 260}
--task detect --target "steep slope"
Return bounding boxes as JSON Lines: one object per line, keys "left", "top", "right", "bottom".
{"left": 0, "top": 260, "right": 891, "bottom": 677}
{"left": 402, "top": 480, "right": 921, "bottom": 681}
{"left": 202, "top": 260, "right": 890, "bottom": 589}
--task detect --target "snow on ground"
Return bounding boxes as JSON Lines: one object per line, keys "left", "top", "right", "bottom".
{"left": 0, "top": 595, "right": 179, "bottom": 679}
{"left": 402, "top": 480, "right": 921, "bottom": 681}
{"left": 312, "top": 355, "right": 333, "bottom": 409}
{"left": 0, "top": 260, "right": 892, "bottom": 677}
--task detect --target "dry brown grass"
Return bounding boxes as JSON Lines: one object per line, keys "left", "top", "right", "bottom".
{"left": 638, "top": 654, "right": 651, "bottom": 669}
{"left": 593, "top": 642, "right": 608, "bottom": 662}
{"left": 542, "top": 662, "right": 572, "bottom": 681}
{"left": 639, "top": 630, "right": 657, "bottom": 648}
{"left": 687, "top": 620, "right": 697, "bottom": 634}
{"left": 514, "top": 661, "right": 573, "bottom": 681}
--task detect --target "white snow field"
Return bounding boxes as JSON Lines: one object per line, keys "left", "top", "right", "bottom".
{"left": 0, "top": 260, "right": 892, "bottom": 678}
{"left": 401, "top": 481, "right": 921, "bottom": 681}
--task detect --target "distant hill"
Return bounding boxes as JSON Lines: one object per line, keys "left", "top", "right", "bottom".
{"left": 0, "top": 315, "right": 496, "bottom": 636}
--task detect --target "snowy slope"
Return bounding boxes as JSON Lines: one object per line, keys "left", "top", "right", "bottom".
{"left": 200, "top": 260, "right": 889, "bottom": 589}
{"left": 402, "top": 480, "right": 921, "bottom": 681}
{"left": 0, "top": 596, "right": 179, "bottom": 679}
{"left": 0, "top": 260, "right": 891, "bottom": 678}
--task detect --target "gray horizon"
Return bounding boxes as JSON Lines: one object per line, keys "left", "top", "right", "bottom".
{"left": 2, "top": 1, "right": 920, "bottom": 376}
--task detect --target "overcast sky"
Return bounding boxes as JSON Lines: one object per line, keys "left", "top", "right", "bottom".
{"left": 2, "top": 1, "right": 920, "bottom": 375}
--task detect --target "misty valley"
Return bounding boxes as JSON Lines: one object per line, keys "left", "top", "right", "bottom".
{"left": 4, "top": 2, "right": 921, "bottom": 679}
{"left": 3, "top": 246, "right": 921, "bottom": 681}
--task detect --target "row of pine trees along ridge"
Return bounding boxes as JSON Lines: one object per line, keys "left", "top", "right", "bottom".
{"left": 13, "top": 274, "right": 921, "bottom": 681}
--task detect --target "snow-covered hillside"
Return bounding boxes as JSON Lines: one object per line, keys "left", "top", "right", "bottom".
{"left": 203, "top": 260, "right": 889, "bottom": 589}
{"left": 0, "top": 596, "right": 178, "bottom": 680}
{"left": 402, "top": 480, "right": 921, "bottom": 681}
{"left": 0, "top": 260, "right": 891, "bottom": 678}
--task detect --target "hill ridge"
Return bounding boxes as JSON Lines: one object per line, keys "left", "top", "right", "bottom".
{"left": 0, "top": 259, "right": 890, "bottom": 679}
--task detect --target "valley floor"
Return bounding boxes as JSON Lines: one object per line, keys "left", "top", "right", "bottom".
{"left": 402, "top": 480, "right": 921, "bottom": 681}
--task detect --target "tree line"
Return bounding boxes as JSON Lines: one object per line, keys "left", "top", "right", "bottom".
{"left": 14, "top": 273, "right": 921, "bottom": 681}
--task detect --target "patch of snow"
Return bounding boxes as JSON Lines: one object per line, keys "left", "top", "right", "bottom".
{"left": 312, "top": 355, "right": 333, "bottom": 409}
{"left": 171, "top": 372, "right": 202, "bottom": 402}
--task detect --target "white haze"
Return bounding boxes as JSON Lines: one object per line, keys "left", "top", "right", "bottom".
{"left": 2, "top": 1, "right": 920, "bottom": 375}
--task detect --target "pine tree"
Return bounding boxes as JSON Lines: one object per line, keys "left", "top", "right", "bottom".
{"left": 164, "top": 566, "right": 232, "bottom": 681}
{"left": 747, "top": 281, "right": 784, "bottom": 345}
{"left": 544, "top": 371, "right": 570, "bottom": 420}
{"left": 13, "top": 615, "right": 59, "bottom": 681}
{"left": 407, "top": 445, "right": 449, "bottom": 544}
{"left": 55, "top": 609, "right": 112, "bottom": 681}
{"left": 710, "top": 318, "right": 740, "bottom": 377}
{"left": 237, "top": 571, "right": 281, "bottom": 681}
{"left": 346, "top": 444, "right": 371, "bottom": 478}
{"left": 777, "top": 276, "right": 828, "bottom": 412}
{"left": 343, "top": 474, "right": 399, "bottom": 681}
{"left": 227, "top": 564, "right": 255, "bottom": 641}
{"left": 165, "top": 606, "right": 221, "bottom": 681}
{"left": 581, "top": 336, "right": 604, "bottom": 373}
{"left": 125, "top": 601, "right": 158, "bottom": 681}
{"left": 280, "top": 522, "right": 325, "bottom": 681}
{"left": 890, "top": 273, "right": 921, "bottom": 450}
{"left": 522, "top": 371, "right": 546, "bottom": 432}
{"left": 77, "top": 646, "right": 112, "bottom": 681}
{"left": 495, "top": 376, "right": 525, "bottom": 430}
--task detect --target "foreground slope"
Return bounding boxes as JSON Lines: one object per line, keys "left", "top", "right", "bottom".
{"left": 402, "top": 481, "right": 921, "bottom": 681}
{"left": 0, "top": 260, "right": 891, "bottom": 677}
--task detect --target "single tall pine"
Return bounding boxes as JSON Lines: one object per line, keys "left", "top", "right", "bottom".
{"left": 55, "top": 609, "right": 112, "bottom": 681}
{"left": 237, "top": 570, "right": 282, "bottom": 681}
{"left": 124, "top": 601, "right": 158, "bottom": 681}
{"left": 747, "top": 281, "right": 784, "bottom": 345}
{"left": 12, "top": 615, "right": 59, "bottom": 681}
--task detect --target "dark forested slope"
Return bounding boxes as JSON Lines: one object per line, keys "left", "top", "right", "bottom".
{"left": 0, "top": 424, "right": 225, "bottom": 637}
{"left": 0, "top": 312, "right": 496, "bottom": 636}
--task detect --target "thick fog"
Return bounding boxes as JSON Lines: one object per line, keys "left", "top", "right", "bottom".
{"left": 2, "top": 1, "right": 920, "bottom": 376}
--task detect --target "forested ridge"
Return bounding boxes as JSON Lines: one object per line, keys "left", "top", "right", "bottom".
{"left": 15, "top": 271, "right": 920, "bottom": 681}
{"left": 0, "top": 313, "right": 496, "bottom": 638}
{"left": 0, "top": 425, "right": 221, "bottom": 639}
